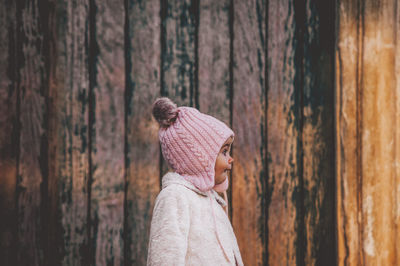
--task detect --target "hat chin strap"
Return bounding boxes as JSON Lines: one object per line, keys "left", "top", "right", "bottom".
{"left": 213, "top": 177, "right": 229, "bottom": 192}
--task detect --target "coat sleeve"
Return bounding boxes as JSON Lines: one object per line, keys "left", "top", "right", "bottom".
{"left": 147, "top": 187, "right": 190, "bottom": 266}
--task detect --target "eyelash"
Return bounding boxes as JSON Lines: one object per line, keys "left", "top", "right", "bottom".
{"left": 222, "top": 149, "right": 229, "bottom": 156}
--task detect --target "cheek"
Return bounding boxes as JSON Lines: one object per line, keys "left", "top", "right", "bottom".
{"left": 215, "top": 158, "right": 224, "bottom": 173}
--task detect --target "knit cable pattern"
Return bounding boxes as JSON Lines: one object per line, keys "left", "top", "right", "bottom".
{"left": 157, "top": 106, "right": 234, "bottom": 192}
{"left": 172, "top": 115, "right": 214, "bottom": 189}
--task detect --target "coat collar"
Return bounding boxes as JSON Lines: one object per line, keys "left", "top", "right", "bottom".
{"left": 162, "top": 172, "right": 227, "bottom": 207}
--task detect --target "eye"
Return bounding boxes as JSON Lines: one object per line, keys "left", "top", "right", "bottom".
{"left": 222, "top": 149, "right": 229, "bottom": 156}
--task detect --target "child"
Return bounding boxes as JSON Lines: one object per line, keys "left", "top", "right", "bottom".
{"left": 147, "top": 98, "right": 244, "bottom": 265}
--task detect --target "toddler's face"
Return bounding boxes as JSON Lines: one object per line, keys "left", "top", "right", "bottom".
{"left": 214, "top": 136, "right": 234, "bottom": 185}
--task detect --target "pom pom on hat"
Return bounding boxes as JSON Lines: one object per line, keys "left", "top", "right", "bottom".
{"left": 152, "top": 97, "right": 234, "bottom": 192}
{"left": 152, "top": 97, "right": 179, "bottom": 128}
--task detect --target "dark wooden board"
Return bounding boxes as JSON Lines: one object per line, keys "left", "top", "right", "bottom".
{"left": 89, "top": 0, "right": 125, "bottom": 265}
{"left": 197, "top": 0, "right": 230, "bottom": 124}
{"left": 15, "top": 0, "right": 47, "bottom": 265}
{"left": 125, "top": 0, "right": 161, "bottom": 265}
{"left": 0, "top": 1, "right": 18, "bottom": 265}
{"left": 302, "top": 0, "right": 336, "bottom": 265}
{"left": 54, "top": 0, "right": 91, "bottom": 265}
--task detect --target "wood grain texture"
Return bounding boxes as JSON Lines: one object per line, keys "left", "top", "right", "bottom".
{"left": 360, "top": 0, "right": 398, "bottom": 264}
{"left": 231, "top": 0, "right": 266, "bottom": 265}
{"left": 197, "top": 0, "right": 230, "bottom": 124}
{"left": 395, "top": 0, "right": 400, "bottom": 261}
{"left": 89, "top": 0, "right": 125, "bottom": 265}
{"left": 162, "top": 0, "right": 196, "bottom": 106}
{"left": 336, "top": 1, "right": 361, "bottom": 265}
{"left": 267, "top": 0, "right": 301, "bottom": 264}
{"left": 15, "top": 0, "right": 47, "bottom": 265}
{"left": 0, "top": 0, "right": 18, "bottom": 265}
{"left": 302, "top": 0, "right": 336, "bottom": 265}
{"left": 125, "top": 0, "right": 161, "bottom": 265}
{"left": 337, "top": 0, "right": 400, "bottom": 264}
{"left": 55, "top": 0, "right": 90, "bottom": 265}
{"left": 45, "top": 1, "right": 62, "bottom": 265}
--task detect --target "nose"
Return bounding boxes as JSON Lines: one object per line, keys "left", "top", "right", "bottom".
{"left": 228, "top": 156, "right": 234, "bottom": 164}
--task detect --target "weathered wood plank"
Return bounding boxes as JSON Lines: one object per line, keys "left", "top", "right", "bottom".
{"left": 360, "top": 0, "right": 398, "bottom": 264}
{"left": 162, "top": 0, "right": 196, "bottom": 106}
{"left": 0, "top": 0, "right": 18, "bottom": 265}
{"left": 395, "top": 0, "right": 400, "bottom": 261}
{"left": 89, "top": 0, "right": 125, "bottom": 265}
{"left": 302, "top": 0, "right": 336, "bottom": 265}
{"left": 44, "top": 1, "right": 63, "bottom": 265}
{"left": 267, "top": 0, "right": 301, "bottom": 264}
{"left": 231, "top": 0, "right": 266, "bottom": 264}
{"left": 125, "top": 0, "right": 161, "bottom": 265}
{"left": 197, "top": 0, "right": 230, "bottom": 124}
{"left": 337, "top": 0, "right": 400, "bottom": 264}
{"left": 15, "top": 0, "right": 47, "bottom": 265}
{"left": 55, "top": 0, "right": 90, "bottom": 265}
{"left": 336, "top": 0, "right": 362, "bottom": 265}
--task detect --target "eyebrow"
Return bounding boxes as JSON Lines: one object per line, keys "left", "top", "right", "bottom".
{"left": 221, "top": 143, "right": 231, "bottom": 149}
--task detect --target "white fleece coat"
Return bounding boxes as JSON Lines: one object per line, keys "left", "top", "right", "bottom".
{"left": 147, "top": 172, "right": 244, "bottom": 266}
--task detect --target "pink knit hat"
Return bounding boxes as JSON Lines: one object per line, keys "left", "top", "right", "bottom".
{"left": 152, "top": 98, "right": 234, "bottom": 192}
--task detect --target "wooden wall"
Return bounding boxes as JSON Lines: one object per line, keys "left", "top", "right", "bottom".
{"left": 336, "top": 0, "right": 400, "bottom": 265}
{"left": 0, "top": 0, "right": 397, "bottom": 265}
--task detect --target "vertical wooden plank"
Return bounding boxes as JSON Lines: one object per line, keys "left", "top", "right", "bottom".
{"left": 15, "top": 0, "right": 47, "bottom": 265}
{"left": 89, "top": 0, "right": 125, "bottom": 265}
{"left": 337, "top": 0, "right": 400, "bottom": 264}
{"left": 45, "top": 1, "right": 64, "bottom": 265}
{"left": 197, "top": 0, "right": 230, "bottom": 124}
{"left": 361, "top": 0, "right": 397, "bottom": 264}
{"left": 0, "top": 0, "right": 18, "bottom": 265}
{"left": 231, "top": 0, "right": 266, "bottom": 265}
{"left": 55, "top": 0, "right": 90, "bottom": 265}
{"left": 162, "top": 0, "right": 196, "bottom": 107}
{"left": 395, "top": 0, "right": 400, "bottom": 261}
{"left": 336, "top": 0, "right": 362, "bottom": 265}
{"left": 125, "top": 0, "right": 161, "bottom": 265}
{"left": 302, "top": 0, "right": 336, "bottom": 265}
{"left": 267, "top": 0, "right": 301, "bottom": 264}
